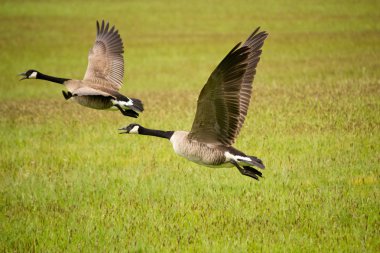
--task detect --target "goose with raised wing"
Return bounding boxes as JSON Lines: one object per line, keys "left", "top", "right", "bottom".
{"left": 19, "top": 20, "right": 143, "bottom": 117}
{"left": 120, "top": 28, "right": 268, "bottom": 179}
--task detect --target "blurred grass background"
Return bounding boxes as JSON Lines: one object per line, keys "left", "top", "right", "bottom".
{"left": 0, "top": 0, "right": 379, "bottom": 251}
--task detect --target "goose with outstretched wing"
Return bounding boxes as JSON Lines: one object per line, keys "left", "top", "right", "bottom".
{"left": 120, "top": 28, "right": 268, "bottom": 179}
{"left": 20, "top": 20, "right": 143, "bottom": 117}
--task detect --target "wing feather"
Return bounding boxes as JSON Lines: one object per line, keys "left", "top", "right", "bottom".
{"left": 83, "top": 20, "right": 124, "bottom": 90}
{"left": 188, "top": 28, "right": 268, "bottom": 145}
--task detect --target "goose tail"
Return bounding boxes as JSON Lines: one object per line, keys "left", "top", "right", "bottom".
{"left": 246, "top": 156, "right": 265, "bottom": 169}
{"left": 111, "top": 96, "right": 144, "bottom": 117}
{"left": 129, "top": 97, "right": 144, "bottom": 113}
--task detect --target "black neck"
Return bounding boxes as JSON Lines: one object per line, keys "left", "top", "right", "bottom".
{"left": 139, "top": 126, "right": 174, "bottom": 140}
{"left": 37, "top": 72, "right": 70, "bottom": 84}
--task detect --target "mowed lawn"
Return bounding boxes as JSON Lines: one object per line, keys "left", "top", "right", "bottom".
{"left": 0, "top": 0, "right": 379, "bottom": 252}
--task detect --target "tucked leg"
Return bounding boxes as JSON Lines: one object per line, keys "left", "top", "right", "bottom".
{"left": 243, "top": 166, "right": 263, "bottom": 178}
{"left": 114, "top": 104, "right": 139, "bottom": 118}
{"left": 123, "top": 110, "right": 139, "bottom": 118}
{"left": 231, "top": 161, "right": 260, "bottom": 180}
{"left": 62, "top": 91, "right": 73, "bottom": 100}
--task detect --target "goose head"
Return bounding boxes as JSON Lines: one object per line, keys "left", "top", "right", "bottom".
{"left": 119, "top": 123, "right": 141, "bottom": 134}
{"left": 19, "top": 69, "right": 39, "bottom": 80}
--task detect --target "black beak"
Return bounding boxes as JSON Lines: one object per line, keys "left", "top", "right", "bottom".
{"left": 18, "top": 72, "right": 27, "bottom": 81}
{"left": 118, "top": 127, "right": 129, "bottom": 134}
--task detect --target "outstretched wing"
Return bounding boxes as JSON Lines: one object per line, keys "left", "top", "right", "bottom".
{"left": 83, "top": 20, "right": 124, "bottom": 90}
{"left": 235, "top": 28, "right": 268, "bottom": 138}
{"left": 188, "top": 28, "right": 268, "bottom": 146}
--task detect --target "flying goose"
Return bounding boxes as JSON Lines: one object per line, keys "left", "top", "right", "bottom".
{"left": 119, "top": 28, "right": 268, "bottom": 179}
{"left": 19, "top": 20, "right": 143, "bottom": 117}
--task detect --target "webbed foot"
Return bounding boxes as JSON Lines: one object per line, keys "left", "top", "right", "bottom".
{"left": 114, "top": 104, "right": 139, "bottom": 118}
{"left": 231, "top": 160, "right": 262, "bottom": 180}
{"left": 62, "top": 91, "right": 73, "bottom": 100}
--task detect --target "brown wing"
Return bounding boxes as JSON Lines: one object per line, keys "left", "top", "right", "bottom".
{"left": 236, "top": 28, "right": 268, "bottom": 138}
{"left": 83, "top": 20, "right": 124, "bottom": 90}
{"left": 188, "top": 28, "right": 268, "bottom": 146}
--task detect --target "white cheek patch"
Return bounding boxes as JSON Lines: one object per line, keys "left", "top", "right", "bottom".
{"left": 29, "top": 71, "right": 37, "bottom": 79}
{"left": 129, "top": 125, "right": 139, "bottom": 134}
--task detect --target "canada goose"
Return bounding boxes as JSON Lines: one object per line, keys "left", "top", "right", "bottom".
{"left": 19, "top": 20, "right": 143, "bottom": 117}
{"left": 119, "top": 28, "right": 268, "bottom": 180}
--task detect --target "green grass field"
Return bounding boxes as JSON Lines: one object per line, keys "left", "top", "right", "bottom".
{"left": 1, "top": 0, "right": 379, "bottom": 251}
